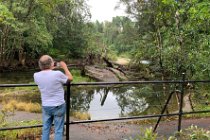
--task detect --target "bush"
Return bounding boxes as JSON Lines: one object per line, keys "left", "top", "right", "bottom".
{"left": 129, "top": 127, "right": 158, "bottom": 140}
{"left": 127, "top": 125, "right": 210, "bottom": 140}
{"left": 169, "top": 125, "right": 210, "bottom": 140}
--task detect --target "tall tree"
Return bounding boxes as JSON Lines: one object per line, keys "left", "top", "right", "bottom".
{"left": 0, "top": 0, "right": 90, "bottom": 70}
{"left": 52, "top": 0, "right": 91, "bottom": 59}
{"left": 119, "top": 0, "right": 210, "bottom": 80}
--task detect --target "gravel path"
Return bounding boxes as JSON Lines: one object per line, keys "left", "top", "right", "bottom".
{"left": 5, "top": 111, "right": 42, "bottom": 122}
{"left": 69, "top": 118, "right": 210, "bottom": 140}
{"left": 3, "top": 111, "right": 210, "bottom": 140}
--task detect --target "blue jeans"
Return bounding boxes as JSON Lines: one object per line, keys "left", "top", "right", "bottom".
{"left": 42, "top": 103, "right": 66, "bottom": 140}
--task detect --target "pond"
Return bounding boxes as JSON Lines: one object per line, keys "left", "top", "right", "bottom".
{"left": 0, "top": 70, "right": 181, "bottom": 120}
{"left": 70, "top": 84, "right": 180, "bottom": 120}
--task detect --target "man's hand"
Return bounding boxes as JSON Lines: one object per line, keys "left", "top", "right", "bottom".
{"left": 59, "top": 61, "right": 68, "bottom": 69}
{"left": 59, "top": 61, "right": 73, "bottom": 81}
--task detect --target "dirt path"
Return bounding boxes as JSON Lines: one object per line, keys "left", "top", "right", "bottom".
{"left": 5, "top": 111, "right": 42, "bottom": 122}
{"left": 3, "top": 111, "right": 210, "bottom": 139}
{"left": 115, "top": 58, "right": 130, "bottom": 65}
{"left": 69, "top": 118, "right": 210, "bottom": 140}
{"left": 70, "top": 121, "right": 141, "bottom": 140}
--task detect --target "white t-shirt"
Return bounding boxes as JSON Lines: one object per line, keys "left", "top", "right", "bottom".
{"left": 34, "top": 70, "right": 68, "bottom": 106}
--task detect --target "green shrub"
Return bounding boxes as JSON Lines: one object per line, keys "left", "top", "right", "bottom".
{"left": 169, "top": 125, "right": 210, "bottom": 140}
{"left": 0, "top": 120, "right": 42, "bottom": 139}
{"left": 129, "top": 127, "right": 158, "bottom": 140}
{"left": 127, "top": 125, "right": 210, "bottom": 140}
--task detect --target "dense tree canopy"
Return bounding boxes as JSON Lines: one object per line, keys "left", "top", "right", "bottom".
{"left": 0, "top": 0, "right": 210, "bottom": 81}
{"left": 0, "top": 0, "right": 90, "bottom": 69}
{"left": 118, "top": 0, "right": 210, "bottom": 80}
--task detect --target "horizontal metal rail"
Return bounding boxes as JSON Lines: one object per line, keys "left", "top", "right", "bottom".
{"left": 1, "top": 80, "right": 210, "bottom": 87}
{"left": 70, "top": 110, "right": 210, "bottom": 124}
{"left": 0, "top": 124, "right": 43, "bottom": 131}
{"left": 1, "top": 79, "right": 210, "bottom": 140}
{"left": 0, "top": 110, "right": 210, "bottom": 131}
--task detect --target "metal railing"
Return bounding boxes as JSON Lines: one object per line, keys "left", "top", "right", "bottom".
{"left": 0, "top": 74, "right": 210, "bottom": 140}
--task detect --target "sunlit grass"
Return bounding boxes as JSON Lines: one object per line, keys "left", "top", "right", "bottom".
{"left": 0, "top": 120, "right": 42, "bottom": 140}
{"left": 0, "top": 69, "right": 94, "bottom": 104}
{"left": 70, "top": 69, "right": 95, "bottom": 83}
{"left": 2, "top": 100, "right": 41, "bottom": 113}
{"left": 72, "top": 111, "right": 91, "bottom": 120}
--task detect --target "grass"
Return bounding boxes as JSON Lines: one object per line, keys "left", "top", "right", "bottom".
{"left": 70, "top": 69, "right": 95, "bottom": 83}
{"left": 2, "top": 100, "right": 41, "bottom": 114}
{"left": 0, "top": 119, "right": 42, "bottom": 140}
{"left": 0, "top": 69, "right": 94, "bottom": 114}
{"left": 127, "top": 125, "right": 210, "bottom": 140}
{"left": 72, "top": 111, "right": 91, "bottom": 120}
{"left": 129, "top": 127, "right": 158, "bottom": 140}
{"left": 168, "top": 125, "right": 210, "bottom": 140}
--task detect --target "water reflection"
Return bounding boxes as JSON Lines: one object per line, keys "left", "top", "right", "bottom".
{"left": 89, "top": 90, "right": 120, "bottom": 120}
{"left": 70, "top": 85, "right": 175, "bottom": 120}
{"left": 0, "top": 71, "right": 181, "bottom": 120}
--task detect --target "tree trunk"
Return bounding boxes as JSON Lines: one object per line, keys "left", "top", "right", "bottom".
{"left": 102, "top": 57, "right": 114, "bottom": 68}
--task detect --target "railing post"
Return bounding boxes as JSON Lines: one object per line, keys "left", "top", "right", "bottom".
{"left": 66, "top": 81, "right": 70, "bottom": 140}
{"left": 178, "top": 73, "right": 185, "bottom": 131}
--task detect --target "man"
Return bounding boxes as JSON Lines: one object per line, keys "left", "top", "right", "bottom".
{"left": 34, "top": 55, "right": 73, "bottom": 140}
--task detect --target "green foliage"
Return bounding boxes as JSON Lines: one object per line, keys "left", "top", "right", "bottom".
{"left": 169, "top": 125, "right": 210, "bottom": 140}
{"left": 70, "top": 69, "right": 95, "bottom": 83}
{"left": 52, "top": 0, "right": 91, "bottom": 58}
{"left": 118, "top": 0, "right": 210, "bottom": 80}
{"left": 1, "top": 0, "right": 209, "bottom": 82}
{"left": 0, "top": 119, "right": 42, "bottom": 140}
{"left": 0, "top": 4, "right": 15, "bottom": 26}
{"left": 84, "top": 16, "right": 138, "bottom": 65}
{"left": 126, "top": 125, "right": 210, "bottom": 140}
{"left": 0, "top": 0, "right": 90, "bottom": 68}
{"left": 129, "top": 127, "right": 158, "bottom": 140}
{"left": 104, "top": 16, "right": 138, "bottom": 55}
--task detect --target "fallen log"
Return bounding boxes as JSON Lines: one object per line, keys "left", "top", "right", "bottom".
{"left": 84, "top": 66, "right": 127, "bottom": 82}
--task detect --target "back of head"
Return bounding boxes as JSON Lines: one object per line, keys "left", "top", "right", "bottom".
{"left": 39, "top": 55, "right": 53, "bottom": 70}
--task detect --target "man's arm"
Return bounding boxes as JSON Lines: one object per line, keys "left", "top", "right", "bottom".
{"left": 60, "top": 61, "right": 73, "bottom": 81}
